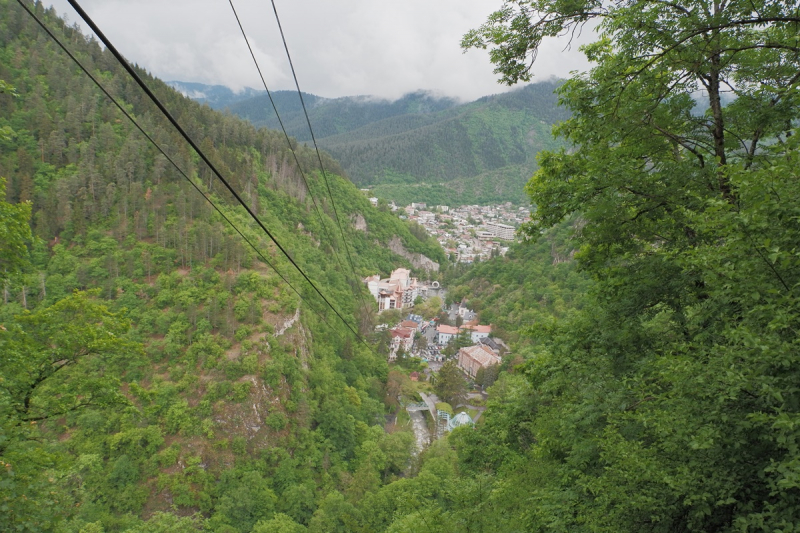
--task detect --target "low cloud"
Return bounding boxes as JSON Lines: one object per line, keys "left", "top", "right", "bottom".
{"left": 46, "top": 0, "right": 592, "bottom": 101}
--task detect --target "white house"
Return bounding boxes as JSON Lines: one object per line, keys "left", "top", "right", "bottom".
{"left": 464, "top": 324, "right": 492, "bottom": 343}
{"left": 436, "top": 324, "right": 459, "bottom": 345}
{"left": 389, "top": 327, "right": 415, "bottom": 360}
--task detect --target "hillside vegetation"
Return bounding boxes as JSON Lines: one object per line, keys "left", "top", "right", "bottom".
{"left": 444, "top": 217, "right": 591, "bottom": 346}
{"left": 5, "top": 0, "right": 800, "bottom": 531}
{"left": 225, "top": 81, "right": 568, "bottom": 205}
{"left": 0, "top": 2, "right": 444, "bottom": 531}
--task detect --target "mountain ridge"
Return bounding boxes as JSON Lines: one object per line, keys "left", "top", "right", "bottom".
{"left": 174, "top": 80, "right": 568, "bottom": 205}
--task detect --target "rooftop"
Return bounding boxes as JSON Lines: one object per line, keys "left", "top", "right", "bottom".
{"left": 459, "top": 345, "right": 501, "bottom": 367}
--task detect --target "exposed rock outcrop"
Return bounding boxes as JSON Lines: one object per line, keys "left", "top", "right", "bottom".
{"left": 388, "top": 236, "right": 439, "bottom": 272}
{"left": 352, "top": 213, "right": 367, "bottom": 232}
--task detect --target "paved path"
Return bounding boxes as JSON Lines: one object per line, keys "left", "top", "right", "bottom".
{"left": 418, "top": 392, "right": 440, "bottom": 420}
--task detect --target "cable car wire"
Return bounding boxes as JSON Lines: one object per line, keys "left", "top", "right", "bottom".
{"left": 266, "top": 0, "right": 372, "bottom": 322}
{"left": 226, "top": 0, "right": 366, "bottom": 316}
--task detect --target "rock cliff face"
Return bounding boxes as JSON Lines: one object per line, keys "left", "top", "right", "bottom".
{"left": 352, "top": 213, "right": 368, "bottom": 232}
{"left": 388, "top": 236, "right": 440, "bottom": 272}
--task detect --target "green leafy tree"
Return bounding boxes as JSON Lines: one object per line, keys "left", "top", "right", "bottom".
{"left": 434, "top": 361, "right": 467, "bottom": 407}
{"left": 457, "top": 0, "right": 800, "bottom": 531}
{"left": 277, "top": 483, "right": 317, "bottom": 526}
{"left": 127, "top": 512, "right": 204, "bottom": 532}
{"left": 0, "top": 178, "right": 32, "bottom": 281}
{"left": 252, "top": 513, "right": 308, "bottom": 533}
{"left": 210, "top": 470, "right": 278, "bottom": 532}
{"left": 0, "top": 291, "right": 138, "bottom": 528}
{"left": 308, "top": 491, "right": 360, "bottom": 533}
{"left": 0, "top": 291, "right": 136, "bottom": 453}
{"left": 0, "top": 80, "right": 17, "bottom": 142}
{"left": 475, "top": 364, "right": 499, "bottom": 389}
{"left": 415, "top": 295, "right": 442, "bottom": 320}
{"left": 464, "top": 0, "right": 800, "bottom": 204}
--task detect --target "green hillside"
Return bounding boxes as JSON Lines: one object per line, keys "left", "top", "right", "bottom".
{"left": 321, "top": 85, "right": 564, "bottom": 183}
{"left": 0, "top": 3, "right": 444, "bottom": 530}
{"left": 224, "top": 81, "right": 568, "bottom": 205}
{"left": 370, "top": 164, "right": 535, "bottom": 206}
{"left": 227, "top": 90, "right": 460, "bottom": 142}
{"left": 443, "top": 217, "right": 591, "bottom": 345}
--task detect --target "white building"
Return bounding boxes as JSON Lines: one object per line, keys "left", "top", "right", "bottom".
{"left": 389, "top": 327, "right": 415, "bottom": 360}
{"left": 365, "top": 268, "right": 424, "bottom": 312}
{"left": 435, "top": 324, "right": 459, "bottom": 345}
{"left": 485, "top": 221, "right": 515, "bottom": 241}
{"left": 464, "top": 324, "right": 492, "bottom": 343}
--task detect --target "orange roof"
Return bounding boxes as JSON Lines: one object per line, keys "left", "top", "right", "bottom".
{"left": 437, "top": 325, "right": 459, "bottom": 335}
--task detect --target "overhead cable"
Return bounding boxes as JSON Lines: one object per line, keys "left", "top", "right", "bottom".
{"left": 266, "top": 0, "right": 371, "bottom": 322}
{"left": 226, "top": 0, "right": 362, "bottom": 312}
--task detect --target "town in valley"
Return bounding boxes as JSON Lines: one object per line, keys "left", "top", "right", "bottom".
{"left": 366, "top": 195, "right": 530, "bottom": 263}
{"left": 362, "top": 199, "right": 521, "bottom": 444}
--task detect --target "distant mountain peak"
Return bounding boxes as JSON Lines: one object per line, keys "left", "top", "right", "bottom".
{"left": 171, "top": 80, "right": 567, "bottom": 205}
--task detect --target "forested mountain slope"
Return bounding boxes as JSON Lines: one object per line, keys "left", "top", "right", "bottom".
{"left": 444, "top": 217, "right": 591, "bottom": 347}
{"left": 223, "top": 81, "right": 568, "bottom": 205}
{"left": 228, "top": 89, "right": 460, "bottom": 142}
{"left": 0, "top": 2, "right": 444, "bottom": 530}
{"left": 166, "top": 81, "right": 266, "bottom": 111}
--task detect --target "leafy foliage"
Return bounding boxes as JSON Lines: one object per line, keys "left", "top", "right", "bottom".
{"left": 445, "top": 0, "right": 800, "bottom": 531}
{"left": 0, "top": 2, "right": 437, "bottom": 530}
{"left": 0, "top": 177, "right": 31, "bottom": 280}
{"left": 433, "top": 361, "right": 467, "bottom": 407}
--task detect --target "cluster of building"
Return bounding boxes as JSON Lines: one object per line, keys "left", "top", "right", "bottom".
{"left": 387, "top": 314, "right": 428, "bottom": 360}
{"left": 364, "top": 268, "right": 443, "bottom": 312}
{"left": 359, "top": 199, "right": 518, "bottom": 376}
{"left": 402, "top": 202, "right": 530, "bottom": 263}
{"left": 381, "top": 297, "right": 505, "bottom": 373}
{"left": 362, "top": 193, "right": 530, "bottom": 263}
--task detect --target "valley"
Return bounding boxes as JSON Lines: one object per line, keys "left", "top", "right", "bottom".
{"left": 173, "top": 80, "right": 567, "bottom": 206}
{"left": 2, "top": 0, "right": 800, "bottom": 532}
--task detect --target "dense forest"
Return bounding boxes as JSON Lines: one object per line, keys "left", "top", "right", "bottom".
{"left": 3, "top": 0, "right": 800, "bottom": 531}
{"left": 225, "top": 81, "right": 568, "bottom": 206}
{"left": 0, "top": 1, "right": 444, "bottom": 530}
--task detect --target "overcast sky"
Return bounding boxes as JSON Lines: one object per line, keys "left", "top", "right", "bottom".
{"left": 46, "top": 0, "right": 593, "bottom": 102}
